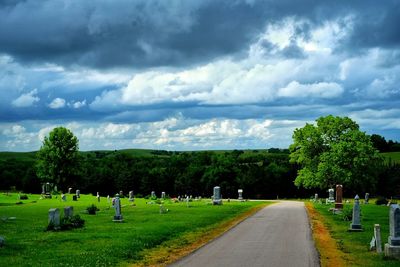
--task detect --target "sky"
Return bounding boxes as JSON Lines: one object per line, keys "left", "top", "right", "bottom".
{"left": 1, "top": 0, "right": 399, "bottom": 152}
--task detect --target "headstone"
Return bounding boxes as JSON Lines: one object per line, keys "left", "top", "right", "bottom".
{"left": 375, "top": 224, "right": 382, "bottom": 253}
{"left": 151, "top": 191, "right": 156, "bottom": 199}
{"left": 335, "top": 185, "right": 343, "bottom": 209}
{"left": 349, "top": 195, "right": 362, "bottom": 231}
{"left": 186, "top": 196, "right": 190, "bottom": 207}
{"left": 0, "top": 236, "right": 4, "bottom": 247}
{"left": 72, "top": 195, "right": 77, "bottom": 201}
{"left": 107, "top": 195, "right": 110, "bottom": 204}
{"left": 97, "top": 192, "right": 100, "bottom": 203}
{"left": 328, "top": 188, "right": 334, "bottom": 203}
{"left": 76, "top": 190, "right": 80, "bottom": 198}
{"left": 42, "top": 184, "right": 45, "bottom": 194}
{"left": 119, "top": 190, "right": 123, "bottom": 197}
{"left": 370, "top": 236, "right": 376, "bottom": 251}
{"left": 113, "top": 194, "right": 123, "bottom": 222}
{"left": 238, "top": 189, "right": 243, "bottom": 201}
{"left": 48, "top": 208, "right": 60, "bottom": 229}
{"left": 385, "top": 204, "right": 400, "bottom": 259}
{"left": 54, "top": 185, "right": 57, "bottom": 192}
{"left": 314, "top": 193, "right": 318, "bottom": 202}
{"left": 213, "top": 186, "right": 222, "bottom": 205}
{"left": 61, "top": 194, "right": 67, "bottom": 202}
{"left": 45, "top": 182, "right": 51, "bottom": 194}
{"left": 129, "top": 191, "right": 134, "bottom": 202}
{"left": 365, "top": 193, "right": 370, "bottom": 204}
{"left": 161, "top": 192, "right": 166, "bottom": 199}
{"left": 68, "top": 187, "right": 72, "bottom": 194}
{"left": 64, "top": 206, "right": 73, "bottom": 218}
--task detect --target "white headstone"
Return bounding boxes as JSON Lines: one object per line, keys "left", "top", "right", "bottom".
{"left": 238, "top": 189, "right": 243, "bottom": 201}
{"left": 365, "top": 193, "right": 370, "bottom": 204}
{"left": 385, "top": 204, "right": 400, "bottom": 259}
{"left": 151, "top": 191, "right": 156, "bottom": 198}
{"left": 375, "top": 224, "right": 382, "bottom": 253}
{"left": 161, "top": 192, "right": 166, "bottom": 199}
{"left": 129, "top": 191, "right": 134, "bottom": 202}
{"left": 68, "top": 187, "right": 72, "bottom": 194}
{"left": 76, "top": 190, "right": 80, "bottom": 198}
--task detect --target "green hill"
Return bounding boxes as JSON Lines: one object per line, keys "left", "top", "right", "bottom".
{"left": 381, "top": 152, "right": 400, "bottom": 164}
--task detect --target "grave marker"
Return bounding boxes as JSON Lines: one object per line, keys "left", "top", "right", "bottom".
{"left": 385, "top": 204, "right": 400, "bottom": 259}
{"left": 113, "top": 194, "right": 123, "bottom": 222}
{"left": 213, "top": 186, "right": 222, "bottom": 205}
{"left": 349, "top": 195, "right": 362, "bottom": 231}
{"left": 76, "top": 190, "right": 80, "bottom": 198}
{"left": 64, "top": 206, "right": 73, "bottom": 218}
{"left": 335, "top": 185, "right": 343, "bottom": 209}
{"left": 375, "top": 224, "right": 382, "bottom": 253}
{"left": 365, "top": 193, "right": 370, "bottom": 204}
{"left": 129, "top": 191, "right": 134, "bottom": 202}
{"left": 48, "top": 208, "right": 60, "bottom": 229}
{"left": 328, "top": 188, "right": 334, "bottom": 203}
{"left": 238, "top": 189, "right": 243, "bottom": 201}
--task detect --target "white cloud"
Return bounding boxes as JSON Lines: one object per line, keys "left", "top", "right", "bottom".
{"left": 69, "top": 100, "right": 87, "bottom": 109}
{"left": 3, "top": 125, "right": 26, "bottom": 136}
{"left": 12, "top": 89, "right": 40, "bottom": 107}
{"left": 277, "top": 81, "right": 344, "bottom": 98}
{"left": 48, "top": 98, "right": 66, "bottom": 109}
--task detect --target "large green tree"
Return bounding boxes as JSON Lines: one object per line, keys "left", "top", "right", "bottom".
{"left": 289, "top": 115, "right": 381, "bottom": 190}
{"left": 36, "top": 127, "right": 79, "bottom": 191}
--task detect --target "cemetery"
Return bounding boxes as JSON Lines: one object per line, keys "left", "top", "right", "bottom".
{"left": 0, "top": 191, "right": 268, "bottom": 266}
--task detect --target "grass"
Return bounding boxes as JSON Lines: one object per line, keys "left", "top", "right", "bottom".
{"left": 0, "top": 193, "right": 269, "bottom": 267}
{"left": 310, "top": 200, "right": 400, "bottom": 266}
{"left": 381, "top": 152, "right": 400, "bottom": 164}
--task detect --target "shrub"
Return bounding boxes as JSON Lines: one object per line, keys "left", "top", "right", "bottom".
{"left": 341, "top": 205, "right": 353, "bottom": 221}
{"left": 135, "top": 193, "right": 143, "bottom": 198}
{"left": 19, "top": 194, "right": 28, "bottom": 200}
{"left": 375, "top": 197, "right": 388, "bottom": 205}
{"left": 60, "top": 215, "right": 85, "bottom": 230}
{"left": 86, "top": 204, "right": 99, "bottom": 215}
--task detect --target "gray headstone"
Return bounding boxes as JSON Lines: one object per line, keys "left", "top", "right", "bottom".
{"left": 375, "top": 224, "right": 382, "bottom": 253}
{"left": 68, "top": 187, "right": 72, "bottom": 194}
{"left": 314, "top": 193, "right": 318, "bottom": 202}
{"left": 42, "top": 184, "right": 45, "bottom": 194}
{"left": 72, "top": 195, "right": 77, "bottom": 201}
{"left": 238, "top": 189, "right": 243, "bottom": 201}
{"left": 213, "top": 186, "right": 222, "bottom": 205}
{"left": 328, "top": 188, "right": 334, "bottom": 203}
{"left": 349, "top": 195, "right": 362, "bottom": 231}
{"left": 389, "top": 204, "right": 400, "bottom": 246}
{"left": 113, "top": 195, "right": 123, "bottom": 222}
{"left": 151, "top": 191, "right": 156, "bottom": 198}
{"left": 129, "top": 191, "right": 134, "bottom": 202}
{"left": 76, "top": 190, "right": 80, "bottom": 198}
{"left": 119, "top": 190, "right": 123, "bottom": 197}
{"left": 161, "top": 192, "right": 166, "bottom": 199}
{"left": 48, "top": 208, "right": 60, "bottom": 228}
{"left": 365, "top": 193, "right": 370, "bottom": 204}
{"left": 61, "top": 194, "right": 67, "bottom": 202}
{"left": 64, "top": 206, "right": 73, "bottom": 218}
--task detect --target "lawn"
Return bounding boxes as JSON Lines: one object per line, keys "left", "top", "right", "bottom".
{"left": 312, "top": 200, "right": 399, "bottom": 266}
{"left": 0, "top": 193, "right": 268, "bottom": 267}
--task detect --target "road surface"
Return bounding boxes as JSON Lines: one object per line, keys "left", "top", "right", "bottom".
{"left": 170, "top": 201, "right": 319, "bottom": 267}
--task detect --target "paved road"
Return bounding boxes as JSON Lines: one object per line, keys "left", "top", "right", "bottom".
{"left": 170, "top": 201, "right": 319, "bottom": 267}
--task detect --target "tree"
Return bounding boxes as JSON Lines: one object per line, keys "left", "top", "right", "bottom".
{"left": 289, "top": 115, "right": 381, "bottom": 191}
{"left": 36, "top": 127, "right": 79, "bottom": 192}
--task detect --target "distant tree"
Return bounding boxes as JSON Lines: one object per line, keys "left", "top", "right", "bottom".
{"left": 289, "top": 115, "right": 381, "bottom": 191}
{"left": 36, "top": 127, "right": 79, "bottom": 192}
{"left": 371, "top": 134, "right": 389, "bottom": 152}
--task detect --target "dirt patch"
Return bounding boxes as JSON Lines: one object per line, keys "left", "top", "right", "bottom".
{"left": 305, "top": 202, "right": 350, "bottom": 267}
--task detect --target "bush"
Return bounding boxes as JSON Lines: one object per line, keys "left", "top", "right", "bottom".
{"left": 19, "top": 194, "right": 28, "bottom": 200}
{"left": 341, "top": 205, "right": 353, "bottom": 221}
{"left": 135, "top": 193, "right": 143, "bottom": 198}
{"left": 86, "top": 204, "right": 99, "bottom": 215}
{"left": 60, "top": 215, "right": 85, "bottom": 230}
{"left": 375, "top": 197, "right": 388, "bottom": 205}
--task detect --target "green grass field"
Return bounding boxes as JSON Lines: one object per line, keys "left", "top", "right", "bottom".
{"left": 381, "top": 152, "right": 400, "bottom": 164}
{"left": 312, "top": 200, "right": 399, "bottom": 266}
{"left": 0, "top": 193, "right": 267, "bottom": 267}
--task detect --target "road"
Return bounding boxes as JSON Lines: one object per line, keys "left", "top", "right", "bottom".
{"left": 170, "top": 201, "right": 320, "bottom": 267}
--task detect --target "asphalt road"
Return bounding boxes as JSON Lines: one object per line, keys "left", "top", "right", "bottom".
{"left": 170, "top": 201, "right": 320, "bottom": 267}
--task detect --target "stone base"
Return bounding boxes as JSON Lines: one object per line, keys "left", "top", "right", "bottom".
{"left": 335, "top": 203, "right": 343, "bottom": 209}
{"left": 113, "top": 215, "right": 123, "bottom": 222}
{"left": 349, "top": 224, "right": 363, "bottom": 232}
{"left": 385, "top": 243, "right": 400, "bottom": 259}
{"left": 388, "top": 237, "right": 400, "bottom": 246}
{"left": 213, "top": 199, "right": 222, "bottom": 205}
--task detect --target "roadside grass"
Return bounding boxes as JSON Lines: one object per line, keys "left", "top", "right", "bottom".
{"left": 310, "top": 200, "right": 399, "bottom": 266}
{"left": 0, "top": 193, "right": 268, "bottom": 266}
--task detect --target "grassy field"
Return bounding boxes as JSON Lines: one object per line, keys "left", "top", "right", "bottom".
{"left": 381, "top": 152, "right": 400, "bottom": 164}
{"left": 312, "top": 200, "right": 399, "bottom": 266}
{"left": 0, "top": 193, "right": 268, "bottom": 267}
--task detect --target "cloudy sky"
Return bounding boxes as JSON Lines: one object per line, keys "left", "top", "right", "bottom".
{"left": 1, "top": 0, "right": 399, "bottom": 151}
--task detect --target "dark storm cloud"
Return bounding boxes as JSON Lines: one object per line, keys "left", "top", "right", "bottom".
{"left": 1, "top": 0, "right": 398, "bottom": 69}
